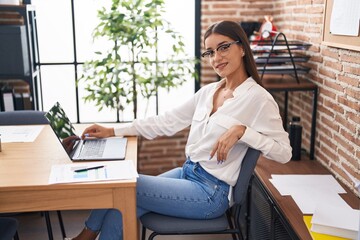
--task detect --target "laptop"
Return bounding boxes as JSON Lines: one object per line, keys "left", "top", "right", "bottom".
{"left": 45, "top": 102, "right": 127, "bottom": 161}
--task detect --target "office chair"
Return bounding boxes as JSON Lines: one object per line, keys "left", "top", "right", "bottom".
{"left": 0, "top": 217, "right": 19, "bottom": 240}
{"left": 0, "top": 110, "right": 66, "bottom": 240}
{"left": 140, "top": 147, "right": 260, "bottom": 240}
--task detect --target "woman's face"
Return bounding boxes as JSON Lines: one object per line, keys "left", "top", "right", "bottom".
{"left": 204, "top": 33, "right": 244, "bottom": 78}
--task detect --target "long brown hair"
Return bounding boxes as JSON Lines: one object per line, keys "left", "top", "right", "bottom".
{"left": 203, "top": 20, "right": 261, "bottom": 85}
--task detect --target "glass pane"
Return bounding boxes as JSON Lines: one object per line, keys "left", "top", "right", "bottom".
{"left": 78, "top": 63, "right": 156, "bottom": 122}
{"left": 32, "top": 0, "right": 74, "bottom": 63}
{"left": 78, "top": 97, "right": 119, "bottom": 123}
{"left": 41, "top": 65, "right": 77, "bottom": 122}
{"left": 158, "top": 0, "right": 195, "bottom": 113}
{"left": 159, "top": 0, "right": 195, "bottom": 59}
{"left": 136, "top": 94, "right": 157, "bottom": 120}
{"left": 74, "top": 0, "right": 112, "bottom": 62}
{"left": 158, "top": 73, "right": 195, "bottom": 113}
{"left": 77, "top": 65, "right": 118, "bottom": 123}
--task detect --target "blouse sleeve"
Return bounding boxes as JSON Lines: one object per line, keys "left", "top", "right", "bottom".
{"left": 114, "top": 95, "right": 197, "bottom": 139}
{"left": 239, "top": 92, "right": 292, "bottom": 164}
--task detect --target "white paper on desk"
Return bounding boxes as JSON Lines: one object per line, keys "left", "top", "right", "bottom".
{"left": 49, "top": 160, "right": 139, "bottom": 184}
{"left": 290, "top": 187, "right": 351, "bottom": 214}
{"left": 0, "top": 125, "right": 44, "bottom": 143}
{"left": 311, "top": 203, "right": 359, "bottom": 239}
{"left": 270, "top": 174, "right": 346, "bottom": 196}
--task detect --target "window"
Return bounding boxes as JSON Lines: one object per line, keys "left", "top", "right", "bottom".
{"left": 32, "top": 0, "right": 199, "bottom": 123}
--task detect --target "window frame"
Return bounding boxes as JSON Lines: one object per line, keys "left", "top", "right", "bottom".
{"left": 36, "top": 0, "right": 201, "bottom": 123}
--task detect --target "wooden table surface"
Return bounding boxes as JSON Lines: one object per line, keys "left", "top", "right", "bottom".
{"left": 255, "top": 156, "right": 359, "bottom": 240}
{"left": 0, "top": 124, "right": 138, "bottom": 240}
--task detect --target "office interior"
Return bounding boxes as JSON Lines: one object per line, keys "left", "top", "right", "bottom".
{"left": 0, "top": 0, "right": 359, "bottom": 240}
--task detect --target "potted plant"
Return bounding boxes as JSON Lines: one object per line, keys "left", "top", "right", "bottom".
{"left": 79, "top": 0, "right": 198, "bottom": 121}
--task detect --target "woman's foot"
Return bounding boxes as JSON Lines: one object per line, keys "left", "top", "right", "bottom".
{"left": 69, "top": 227, "right": 98, "bottom": 240}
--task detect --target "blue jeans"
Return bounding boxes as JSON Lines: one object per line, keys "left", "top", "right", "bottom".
{"left": 85, "top": 159, "right": 230, "bottom": 240}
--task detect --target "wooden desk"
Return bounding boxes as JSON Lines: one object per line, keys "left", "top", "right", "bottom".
{"left": 250, "top": 156, "right": 359, "bottom": 240}
{"left": 263, "top": 75, "right": 318, "bottom": 160}
{"left": 0, "top": 125, "right": 138, "bottom": 240}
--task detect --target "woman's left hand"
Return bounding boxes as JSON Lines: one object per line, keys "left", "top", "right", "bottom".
{"left": 210, "top": 125, "right": 246, "bottom": 163}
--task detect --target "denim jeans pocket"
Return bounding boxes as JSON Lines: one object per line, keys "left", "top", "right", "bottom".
{"left": 192, "top": 164, "right": 228, "bottom": 201}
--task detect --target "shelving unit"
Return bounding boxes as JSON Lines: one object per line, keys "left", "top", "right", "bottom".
{"left": 251, "top": 32, "right": 317, "bottom": 160}
{"left": 0, "top": 4, "right": 41, "bottom": 111}
{"left": 251, "top": 32, "right": 311, "bottom": 83}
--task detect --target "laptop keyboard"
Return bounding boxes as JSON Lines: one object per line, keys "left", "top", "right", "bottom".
{"left": 80, "top": 139, "right": 106, "bottom": 158}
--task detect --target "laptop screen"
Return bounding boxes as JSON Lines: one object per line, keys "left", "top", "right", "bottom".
{"left": 44, "top": 102, "right": 80, "bottom": 157}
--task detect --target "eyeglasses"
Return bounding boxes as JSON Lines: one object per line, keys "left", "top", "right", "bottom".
{"left": 201, "top": 41, "right": 240, "bottom": 59}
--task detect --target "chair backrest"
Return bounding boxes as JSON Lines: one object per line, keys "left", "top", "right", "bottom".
{"left": 233, "top": 147, "right": 261, "bottom": 205}
{"left": 0, "top": 110, "right": 48, "bottom": 125}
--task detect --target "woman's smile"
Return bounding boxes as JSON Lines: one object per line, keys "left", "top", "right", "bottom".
{"left": 215, "top": 62, "right": 228, "bottom": 71}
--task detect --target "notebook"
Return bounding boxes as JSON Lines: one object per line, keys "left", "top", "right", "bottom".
{"left": 45, "top": 102, "right": 127, "bottom": 161}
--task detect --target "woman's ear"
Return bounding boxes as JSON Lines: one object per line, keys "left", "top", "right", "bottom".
{"left": 240, "top": 46, "right": 245, "bottom": 57}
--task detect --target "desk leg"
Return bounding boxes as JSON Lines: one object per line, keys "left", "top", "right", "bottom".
{"left": 114, "top": 188, "right": 138, "bottom": 240}
{"left": 310, "top": 87, "right": 318, "bottom": 160}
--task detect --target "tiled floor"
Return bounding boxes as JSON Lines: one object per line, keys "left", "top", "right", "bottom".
{"left": 14, "top": 210, "right": 88, "bottom": 240}
{"left": 14, "top": 210, "right": 231, "bottom": 240}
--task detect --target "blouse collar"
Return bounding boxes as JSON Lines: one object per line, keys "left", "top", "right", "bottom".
{"left": 216, "top": 77, "right": 257, "bottom": 97}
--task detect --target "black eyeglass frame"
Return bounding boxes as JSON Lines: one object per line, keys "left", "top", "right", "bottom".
{"left": 201, "top": 40, "right": 240, "bottom": 58}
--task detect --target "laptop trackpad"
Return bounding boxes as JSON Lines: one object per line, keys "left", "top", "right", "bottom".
{"left": 102, "top": 138, "right": 127, "bottom": 159}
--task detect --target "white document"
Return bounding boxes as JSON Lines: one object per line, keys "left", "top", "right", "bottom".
{"left": 311, "top": 203, "right": 359, "bottom": 239}
{"left": 49, "top": 160, "right": 139, "bottom": 184}
{"left": 0, "top": 125, "right": 44, "bottom": 143}
{"left": 330, "top": 0, "right": 360, "bottom": 36}
{"left": 270, "top": 174, "right": 346, "bottom": 196}
{"left": 290, "top": 188, "right": 351, "bottom": 214}
{"left": 269, "top": 174, "right": 349, "bottom": 214}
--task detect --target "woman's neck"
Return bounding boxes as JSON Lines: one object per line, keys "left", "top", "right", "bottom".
{"left": 223, "top": 59, "right": 249, "bottom": 90}
{"left": 223, "top": 72, "right": 249, "bottom": 91}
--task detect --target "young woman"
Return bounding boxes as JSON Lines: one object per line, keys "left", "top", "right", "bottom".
{"left": 67, "top": 20, "right": 291, "bottom": 240}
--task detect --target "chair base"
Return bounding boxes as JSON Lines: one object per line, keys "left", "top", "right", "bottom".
{"left": 142, "top": 226, "right": 243, "bottom": 240}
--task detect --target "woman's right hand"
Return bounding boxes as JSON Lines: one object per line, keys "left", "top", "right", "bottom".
{"left": 210, "top": 125, "right": 246, "bottom": 163}
{"left": 81, "top": 124, "right": 115, "bottom": 139}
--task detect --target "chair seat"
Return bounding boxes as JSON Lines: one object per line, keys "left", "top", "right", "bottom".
{"left": 0, "top": 217, "right": 18, "bottom": 240}
{"left": 140, "top": 212, "right": 229, "bottom": 234}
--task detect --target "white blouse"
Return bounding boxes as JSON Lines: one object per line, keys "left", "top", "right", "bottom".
{"left": 114, "top": 77, "right": 292, "bottom": 186}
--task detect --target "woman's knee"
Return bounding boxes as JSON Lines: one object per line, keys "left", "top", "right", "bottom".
{"left": 99, "top": 209, "right": 123, "bottom": 240}
{"left": 104, "top": 209, "right": 122, "bottom": 226}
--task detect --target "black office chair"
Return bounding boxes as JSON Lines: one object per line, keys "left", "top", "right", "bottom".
{"left": 0, "top": 217, "right": 19, "bottom": 240}
{"left": 140, "top": 147, "right": 260, "bottom": 240}
{"left": 0, "top": 110, "right": 66, "bottom": 240}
